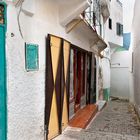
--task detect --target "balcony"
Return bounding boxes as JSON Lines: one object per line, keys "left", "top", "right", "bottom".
{"left": 100, "top": 0, "right": 110, "bottom": 22}
{"left": 83, "top": 0, "right": 100, "bottom": 30}
{"left": 58, "top": 0, "right": 107, "bottom": 56}
{"left": 57, "top": 0, "right": 91, "bottom": 27}
{"left": 66, "top": 16, "right": 107, "bottom": 56}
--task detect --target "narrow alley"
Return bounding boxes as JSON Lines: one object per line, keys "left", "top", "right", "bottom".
{"left": 54, "top": 100, "right": 140, "bottom": 140}
{"left": 1, "top": 0, "right": 140, "bottom": 140}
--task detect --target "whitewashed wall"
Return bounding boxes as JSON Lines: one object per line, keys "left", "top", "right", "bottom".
{"left": 104, "top": 0, "right": 123, "bottom": 46}
{"left": 123, "top": 0, "right": 135, "bottom": 33}
{"left": 122, "top": 0, "right": 135, "bottom": 103}
{"left": 131, "top": 0, "right": 140, "bottom": 116}
{"left": 110, "top": 51, "right": 129, "bottom": 99}
{"left": 6, "top": 0, "right": 94, "bottom": 140}
{"left": 101, "top": 57, "right": 110, "bottom": 89}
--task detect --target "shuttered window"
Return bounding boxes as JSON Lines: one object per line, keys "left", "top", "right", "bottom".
{"left": 116, "top": 23, "right": 123, "bottom": 36}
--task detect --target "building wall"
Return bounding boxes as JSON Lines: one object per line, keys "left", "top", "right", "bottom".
{"left": 101, "top": 56, "right": 110, "bottom": 101}
{"left": 104, "top": 0, "right": 123, "bottom": 47}
{"left": 123, "top": 0, "right": 135, "bottom": 33}
{"left": 131, "top": 0, "right": 140, "bottom": 116}
{"left": 110, "top": 51, "right": 129, "bottom": 99}
{"left": 6, "top": 0, "right": 95, "bottom": 140}
{"left": 102, "top": 0, "right": 123, "bottom": 101}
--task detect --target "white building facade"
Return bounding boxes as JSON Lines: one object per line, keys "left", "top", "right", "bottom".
{"left": 103, "top": 0, "right": 124, "bottom": 99}
{"left": 0, "top": 0, "right": 110, "bottom": 140}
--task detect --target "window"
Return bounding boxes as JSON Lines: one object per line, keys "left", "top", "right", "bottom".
{"left": 109, "top": 18, "right": 112, "bottom": 29}
{"left": 116, "top": 23, "right": 123, "bottom": 36}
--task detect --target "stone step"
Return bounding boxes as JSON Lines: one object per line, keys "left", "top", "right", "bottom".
{"left": 68, "top": 104, "right": 98, "bottom": 129}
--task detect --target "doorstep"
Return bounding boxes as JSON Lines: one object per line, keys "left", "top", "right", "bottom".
{"left": 68, "top": 104, "right": 98, "bottom": 129}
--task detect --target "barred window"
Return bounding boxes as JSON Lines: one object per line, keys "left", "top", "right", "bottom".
{"left": 116, "top": 23, "right": 123, "bottom": 36}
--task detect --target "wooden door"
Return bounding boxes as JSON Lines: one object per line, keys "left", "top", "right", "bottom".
{"left": 0, "top": 3, "right": 6, "bottom": 140}
{"left": 45, "top": 35, "right": 61, "bottom": 139}
{"left": 75, "top": 52, "right": 82, "bottom": 112}
{"left": 45, "top": 35, "right": 70, "bottom": 139}
{"left": 90, "top": 54, "right": 96, "bottom": 103}
{"left": 61, "top": 40, "right": 70, "bottom": 130}
{"left": 73, "top": 50, "right": 78, "bottom": 112}
{"left": 86, "top": 54, "right": 92, "bottom": 104}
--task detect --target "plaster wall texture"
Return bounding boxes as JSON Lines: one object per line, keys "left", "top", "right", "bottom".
{"left": 130, "top": 0, "right": 140, "bottom": 116}
{"left": 123, "top": 0, "right": 135, "bottom": 33}
{"left": 125, "top": 0, "right": 135, "bottom": 104}
{"left": 101, "top": 58, "right": 110, "bottom": 89}
{"left": 110, "top": 51, "right": 129, "bottom": 99}
{"left": 6, "top": 0, "right": 95, "bottom": 140}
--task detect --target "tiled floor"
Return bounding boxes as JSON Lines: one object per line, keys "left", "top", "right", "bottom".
{"left": 54, "top": 100, "right": 140, "bottom": 140}
{"left": 69, "top": 104, "right": 98, "bottom": 129}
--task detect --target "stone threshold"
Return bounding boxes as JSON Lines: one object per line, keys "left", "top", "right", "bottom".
{"left": 68, "top": 104, "right": 98, "bottom": 129}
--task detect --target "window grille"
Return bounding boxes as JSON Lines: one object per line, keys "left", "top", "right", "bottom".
{"left": 84, "top": 0, "right": 101, "bottom": 29}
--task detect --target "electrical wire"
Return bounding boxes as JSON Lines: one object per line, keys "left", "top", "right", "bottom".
{"left": 17, "top": 1, "right": 24, "bottom": 39}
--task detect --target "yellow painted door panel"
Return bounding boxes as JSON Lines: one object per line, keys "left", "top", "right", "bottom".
{"left": 62, "top": 40, "right": 70, "bottom": 130}
{"left": 48, "top": 36, "right": 61, "bottom": 139}
{"left": 48, "top": 92, "right": 59, "bottom": 139}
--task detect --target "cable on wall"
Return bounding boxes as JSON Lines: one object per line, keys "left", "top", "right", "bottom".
{"left": 17, "top": 1, "right": 24, "bottom": 39}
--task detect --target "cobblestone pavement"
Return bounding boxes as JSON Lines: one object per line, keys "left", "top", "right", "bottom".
{"left": 54, "top": 100, "right": 140, "bottom": 140}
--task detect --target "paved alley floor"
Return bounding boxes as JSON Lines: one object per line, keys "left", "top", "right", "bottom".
{"left": 54, "top": 100, "right": 140, "bottom": 140}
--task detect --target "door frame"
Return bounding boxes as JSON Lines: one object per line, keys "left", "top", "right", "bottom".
{"left": 70, "top": 45, "right": 90, "bottom": 112}
{"left": 0, "top": 2, "right": 7, "bottom": 140}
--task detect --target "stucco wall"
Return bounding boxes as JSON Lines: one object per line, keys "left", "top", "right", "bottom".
{"left": 101, "top": 57, "right": 110, "bottom": 101}
{"left": 131, "top": 0, "right": 140, "bottom": 116}
{"left": 6, "top": 0, "right": 94, "bottom": 140}
{"left": 110, "top": 51, "right": 129, "bottom": 99}
{"left": 123, "top": 0, "right": 135, "bottom": 33}
{"left": 7, "top": 4, "right": 45, "bottom": 140}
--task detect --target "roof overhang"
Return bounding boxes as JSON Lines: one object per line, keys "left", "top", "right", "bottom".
{"left": 66, "top": 16, "right": 107, "bottom": 56}
{"left": 57, "top": 0, "right": 91, "bottom": 27}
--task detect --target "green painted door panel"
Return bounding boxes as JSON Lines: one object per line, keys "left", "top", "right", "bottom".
{"left": 0, "top": 25, "right": 6, "bottom": 140}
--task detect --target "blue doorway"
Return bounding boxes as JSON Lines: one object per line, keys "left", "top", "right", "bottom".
{"left": 0, "top": 2, "right": 7, "bottom": 140}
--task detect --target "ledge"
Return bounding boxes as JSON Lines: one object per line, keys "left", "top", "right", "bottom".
{"left": 67, "top": 16, "right": 107, "bottom": 56}
{"left": 57, "top": 0, "right": 91, "bottom": 26}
